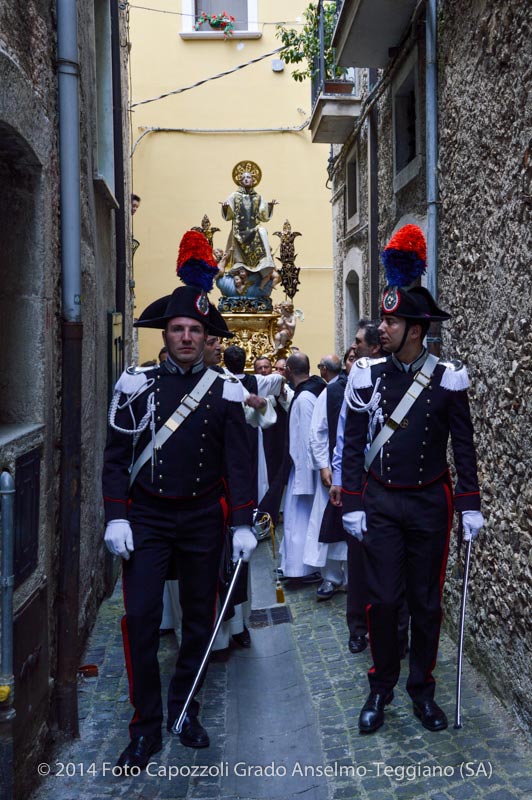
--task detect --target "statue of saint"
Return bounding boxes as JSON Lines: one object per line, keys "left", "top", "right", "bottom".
{"left": 219, "top": 161, "right": 281, "bottom": 295}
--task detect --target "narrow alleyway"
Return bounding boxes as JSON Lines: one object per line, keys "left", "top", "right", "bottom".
{"left": 31, "top": 532, "right": 532, "bottom": 800}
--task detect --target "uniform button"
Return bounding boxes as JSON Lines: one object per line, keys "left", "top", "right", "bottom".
{"left": 199, "top": 462, "right": 203, "bottom": 467}
{"left": 425, "top": 427, "right": 429, "bottom": 432}
{"left": 204, "top": 420, "right": 208, "bottom": 424}
{"left": 202, "top": 433, "right": 206, "bottom": 438}
{"left": 420, "top": 455, "right": 424, "bottom": 459}
{"left": 387, "top": 479, "right": 392, "bottom": 484}
{"left": 426, "top": 399, "right": 431, "bottom": 404}
{"left": 382, "top": 399, "right": 387, "bottom": 405}
{"left": 426, "top": 413, "right": 430, "bottom": 418}
{"left": 382, "top": 373, "right": 386, "bottom": 378}
{"left": 419, "top": 467, "right": 423, "bottom": 472}
{"left": 206, "top": 404, "right": 211, "bottom": 409}
{"left": 157, "top": 416, "right": 161, "bottom": 421}
{"left": 386, "top": 452, "right": 390, "bottom": 458}
{"left": 159, "top": 474, "right": 163, "bottom": 479}
{"left": 429, "top": 386, "right": 433, "bottom": 391}
{"left": 418, "top": 481, "right": 422, "bottom": 485}
{"left": 156, "top": 402, "right": 160, "bottom": 407}
{"left": 157, "top": 388, "right": 160, "bottom": 392}
{"left": 159, "top": 488, "right": 163, "bottom": 493}
{"left": 160, "top": 460, "right": 163, "bottom": 464}
{"left": 196, "top": 477, "right": 200, "bottom": 482}
{"left": 387, "top": 466, "right": 391, "bottom": 471}
{"left": 208, "top": 391, "right": 213, "bottom": 395}
{"left": 422, "top": 441, "right": 426, "bottom": 446}
{"left": 382, "top": 385, "right": 386, "bottom": 391}
{"left": 200, "top": 448, "right": 204, "bottom": 453}
{"left": 192, "top": 492, "right": 197, "bottom": 497}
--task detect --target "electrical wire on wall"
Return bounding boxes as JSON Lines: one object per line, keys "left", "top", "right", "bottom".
{"left": 130, "top": 45, "right": 287, "bottom": 109}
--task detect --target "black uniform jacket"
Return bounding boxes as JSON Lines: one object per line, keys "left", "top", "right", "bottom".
{"left": 103, "top": 362, "right": 255, "bottom": 526}
{"left": 341, "top": 354, "right": 481, "bottom": 514}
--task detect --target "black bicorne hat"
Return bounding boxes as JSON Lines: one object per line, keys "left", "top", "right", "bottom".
{"left": 135, "top": 286, "right": 233, "bottom": 337}
{"left": 381, "top": 285, "right": 451, "bottom": 322}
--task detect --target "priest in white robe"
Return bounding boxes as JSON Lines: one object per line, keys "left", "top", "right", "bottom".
{"left": 304, "top": 370, "right": 348, "bottom": 598}
{"left": 280, "top": 353, "right": 326, "bottom": 579}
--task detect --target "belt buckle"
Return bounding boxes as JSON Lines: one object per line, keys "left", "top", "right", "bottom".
{"left": 414, "top": 369, "right": 431, "bottom": 388}
{"left": 180, "top": 393, "right": 199, "bottom": 412}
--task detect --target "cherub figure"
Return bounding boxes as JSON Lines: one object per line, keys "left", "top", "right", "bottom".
{"left": 273, "top": 301, "right": 297, "bottom": 351}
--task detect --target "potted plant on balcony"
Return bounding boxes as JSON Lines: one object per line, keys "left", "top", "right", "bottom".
{"left": 276, "top": 1, "right": 352, "bottom": 92}
{"left": 195, "top": 10, "right": 236, "bottom": 38}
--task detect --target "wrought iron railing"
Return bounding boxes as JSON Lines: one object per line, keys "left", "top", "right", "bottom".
{"left": 310, "top": 0, "right": 354, "bottom": 108}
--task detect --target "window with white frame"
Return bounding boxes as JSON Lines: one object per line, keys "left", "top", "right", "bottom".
{"left": 392, "top": 47, "right": 421, "bottom": 192}
{"left": 345, "top": 146, "right": 359, "bottom": 231}
{"left": 181, "top": 0, "right": 258, "bottom": 34}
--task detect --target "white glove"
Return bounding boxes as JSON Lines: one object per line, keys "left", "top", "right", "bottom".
{"left": 104, "top": 519, "right": 134, "bottom": 560}
{"left": 462, "top": 510, "right": 484, "bottom": 541}
{"left": 232, "top": 526, "right": 258, "bottom": 563}
{"left": 342, "top": 511, "right": 366, "bottom": 542}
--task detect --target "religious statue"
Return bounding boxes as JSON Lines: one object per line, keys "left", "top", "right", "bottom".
{"left": 219, "top": 160, "right": 281, "bottom": 296}
{"left": 188, "top": 165, "right": 305, "bottom": 366}
{"left": 273, "top": 300, "right": 297, "bottom": 352}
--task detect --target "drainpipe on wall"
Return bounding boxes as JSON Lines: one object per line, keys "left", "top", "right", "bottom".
{"left": 56, "top": 0, "right": 82, "bottom": 737}
{"left": 426, "top": 0, "right": 441, "bottom": 355}
{"left": 367, "top": 68, "right": 380, "bottom": 318}
{"left": 0, "top": 471, "right": 16, "bottom": 800}
{"left": 110, "top": 0, "right": 127, "bottom": 325}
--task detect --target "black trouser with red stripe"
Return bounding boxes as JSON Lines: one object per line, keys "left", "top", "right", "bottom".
{"left": 347, "top": 535, "right": 410, "bottom": 645}
{"left": 122, "top": 488, "right": 227, "bottom": 739}
{"left": 362, "top": 475, "right": 453, "bottom": 702}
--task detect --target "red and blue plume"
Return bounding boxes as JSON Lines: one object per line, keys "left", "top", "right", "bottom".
{"left": 176, "top": 230, "right": 219, "bottom": 292}
{"left": 381, "top": 224, "right": 427, "bottom": 287}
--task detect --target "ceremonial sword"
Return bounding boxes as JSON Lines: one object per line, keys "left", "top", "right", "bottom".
{"left": 171, "top": 557, "right": 244, "bottom": 736}
{"left": 454, "top": 537, "right": 473, "bottom": 729}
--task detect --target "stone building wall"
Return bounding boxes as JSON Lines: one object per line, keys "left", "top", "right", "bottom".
{"left": 0, "top": 0, "right": 61, "bottom": 754}
{"left": 330, "top": 0, "right": 532, "bottom": 734}
{"left": 330, "top": 134, "right": 371, "bottom": 354}
{"left": 330, "top": 71, "right": 371, "bottom": 354}
{"left": 437, "top": 0, "right": 532, "bottom": 733}
{"left": 375, "top": 32, "right": 427, "bottom": 253}
{"left": 0, "top": 2, "right": 132, "bottom": 795}
{"left": 76, "top": 3, "right": 133, "bottom": 637}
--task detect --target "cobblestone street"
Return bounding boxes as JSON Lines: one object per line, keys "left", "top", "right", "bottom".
{"left": 31, "top": 533, "right": 532, "bottom": 800}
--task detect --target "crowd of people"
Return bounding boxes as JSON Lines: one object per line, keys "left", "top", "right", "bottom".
{"left": 101, "top": 224, "right": 484, "bottom": 771}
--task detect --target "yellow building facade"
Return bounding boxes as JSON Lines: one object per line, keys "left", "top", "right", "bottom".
{"left": 129, "top": 0, "right": 334, "bottom": 368}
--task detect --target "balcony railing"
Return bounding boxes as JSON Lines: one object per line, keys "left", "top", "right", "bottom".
{"left": 310, "top": 0, "right": 353, "bottom": 109}
{"left": 308, "top": 0, "right": 361, "bottom": 144}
